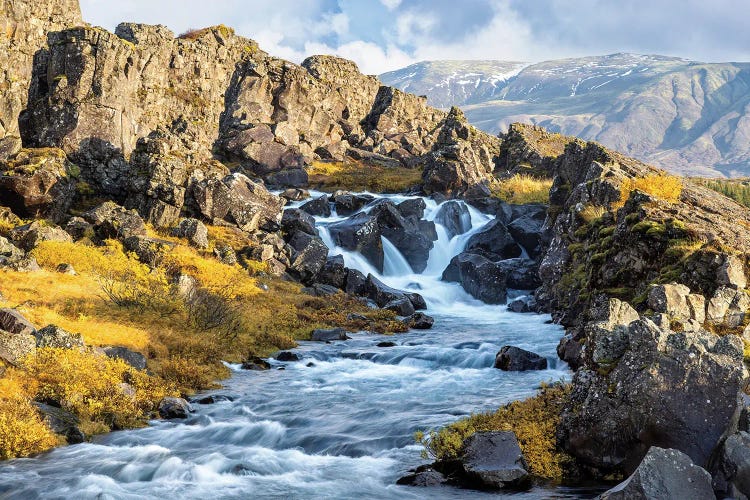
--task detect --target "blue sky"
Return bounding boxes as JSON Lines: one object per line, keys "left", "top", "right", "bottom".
{"left": 80, "top": 0, "right": 750, "bottom": 74}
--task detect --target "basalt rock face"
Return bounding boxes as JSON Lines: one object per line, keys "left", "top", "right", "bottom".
{"left": 0, "top": 0, "right": 82, "bottom": 143}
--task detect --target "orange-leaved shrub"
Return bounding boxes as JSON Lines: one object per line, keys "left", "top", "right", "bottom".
{"left": 617, "top": 173, "right": 683, "bottom": 208}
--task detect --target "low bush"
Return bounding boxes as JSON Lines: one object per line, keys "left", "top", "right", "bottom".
{"left": 617, "top": 173, "right": 683, "bottom": 208}
{"left": 492, "top": 174, "right": 552, "bottom": 204}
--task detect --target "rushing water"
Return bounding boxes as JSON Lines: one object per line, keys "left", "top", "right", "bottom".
{"left": 0, "top": 192, "right": 593, "bottom": 499}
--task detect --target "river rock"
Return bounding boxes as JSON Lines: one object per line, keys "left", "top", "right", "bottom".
{"left": 275, "top": 351, "right": 300, "bottom": 362}
{"left": 286, "top": 231, "right": 329, "bottom": 285}
{"left": 397, "top": 198, "right": 426, "bottom": 220}
{"left": 508, "top": 296, "right": 537, "bottom": 313}
{"left": 508, "top": 210, "right": 547, "bottom": 259}
{"left": 328, "top": 213, "right": 383, "bottom": 272}
{"left": 241, "top": 356, "right": 271, "bottom": 371}
{"left": 281, "top": 208, "right": 317, "bottom": 236}
{"left": 333, "top": 192, "right": 373, "bottom": 216}
{"left": 465, "top": 220, "right": 522, "bottom": 261}
{"left": 311, "top": 328, "right": 350, "bottom": 341}
{"left": 35, "top": 325, "right": 84, "bottom": 350}
{"left": 345, "top": 268, "right": 368, "bottom": 296}
{"left": 600, "top": 447, "right": 713, "bottom": 500}
{"left": 397, "top": 465, "right": 448, "bottom": 487}
{"left": 103, "top": 346, "right": 147, "bottom": 371}
{"left": 316, "top": 255, "right": 348, "bottom": 290}
{"left": 364, "top": 274, "right": 416, "bottom": 309}
{"left": 280, "top": 188, "right": 309, "bottom": 202}
{"left": 404, "top": 312, "right": 434, "bottom": 329}
{"left": 34, "top": 402, "right": 85, "bottom": 444}
{"left": 497, "top": 258, "right": 542, "bottom": 290}
{"left": 384, "top": 297, "right": 415, "bottom": 317}
{"left": 494, "top": 346, "right": 547, "bottom": 371}
{"left": 405, "top": 293, "right": 427, "bottom": 311}
{"left": 300, "top": 195, "right": 331, "bottom": 217}
{"left": 434, "top": 201, "right": 472, "bottom": 238}
{"left": 158, "top": 397, "right": 192, "bottom": 419}
{"left": 441, "top": 253, "right": 508, "bottom": 304}
{"left": 458, "top": 431, "right": 530, "bottom": 490}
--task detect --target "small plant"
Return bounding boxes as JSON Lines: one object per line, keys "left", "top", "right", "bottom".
{"left": 578, "top": 204, "right": 607, "bottom": 223}
{"left": 492, "top": 174, "right": 552, "bottom": 204}
{"left": 616, "top": 173, "right": 683, "bottom": 208}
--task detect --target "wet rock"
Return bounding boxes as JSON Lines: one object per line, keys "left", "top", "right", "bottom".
{"left": 405, "top": 312, "right": 434, "bottom": 330}
{"left": 384, "top": 297, "right": 415, "bottom": 317}
{"left": 397, "top": 465, "right": 448, "bottom": 487}
{"left": 281, "top": 209, "right": 317, "bottom": 236}
{"left": 377, "top": 341, "right": 397, "bottom": 348}
{"left": 442, "top": 253, "right": 508, "bottom": 304}
{"left": 280, "top": 188, "right": 309, "bottom": 202}
{"left": 0, "top": 308, "right": 36, "bottom": 336}
{"left": 397, "top": 198, "right": 426, "bottom": 220}
{"left": 35, "top": 325, "right": 83, "bottom": 350}
{"left": 191, "top": 394, "right": 236, "bottom": 405}
{"left": 713, "top": 431, "right": 750, "bottom": 499}
{"left": 345, "top": 268, "right": 368, "bottom": 296}
{"left": 497, "top": 258, "right": 541, "bottom": 290}
{"left": 458, "top": 431, "right": 530, "bottom": 490}
{"left": 465, "top": 220, "right": 522, "bottom": 261}
{"left": 102, "top": 346, "right": 147, "bottom": 371}
{"left": 83, "top": 201, "right": 148, "bottom": 241}
{"left": 333, "top": 192, "right": 374, "bottom": 216}
{"left": 34, "top": 403, "right": 85, "bottom": 444}
{"left": 311, "top": 328, "right": 350, "bottom": 341}
{"left": 241, "top": 356, "right": 271, "bottom": 371}
{"left": 286, "top": 231, "right": 329, "bottom": 285}
{"left": 158, "top": 397, "right": 192, "bottom": 419}
{"left": 365, "top": 275, "right": 409, "bottom": 307}
{"left": 316, "top": 255, "right": 348, "bottom": 290}
{"left": 508, "top": 296, "right": 537, "bottom": 313}
{"left": 405, "top": 292, "right": 427, "bottom": 311}
{"left": 172, "top": 218, "right": 209, "bottom": 249}
{"left": 494, "top": 346, "right": 547, "bottom": 371}
{"left": 275, "top": 351, "right": 300, "bottom": 362}
{"left": 300, "top": 195, "right": 331, "bottom": 217}
{"left": 434, "top": 200, "right": 472, "bottom": 238}
{"left": 328, "top": 213, "right": 383, "bottom": 272}
{"left": 508, "top": 211, "right": 547, "bottom": 259}
{"left": 600, "top": 447, "right": 713, "bottom": 500}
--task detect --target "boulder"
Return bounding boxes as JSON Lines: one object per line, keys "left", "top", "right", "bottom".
{"left": 0, "top": 330, "right": 36, "bottom": 364}
{"left": 647, "top": 283, "right": 692, "bottom": 321}
{"left": 63, "top": 217, "right": 95, "bottom": 241}
{"left": 384, "top": 297, "right": 415, "bottom": 317}
{"left": 465, "top": 220, "right": 522, "bottom": 261}
{"left": 585, "top": 298, "right": 641, "bottom": 366}
{"left": 404, "top": 312, "right": 434, "bottom": 330}
{"left": 241, "top": 356, "right": 271, "bottom": 371}
{"left": 300, "top": 195, "right": 331, "bottom": 217}
{"left": 56, "top": 263, "right": 77, "bottom": 275}
{"left": 442, "top": 253, "right": 508, "bottom": 304}
{"left": 434, "top": 201, "right": 472, "bottom": 238}
{"left": 83, "top": 202, "right": 148, "bottom": 241}
{"left": 122, "top": 236, "right": 175, "bottom": 266}
{"left": 328, "top": 213, "right": 383, "bottom": 272}
{"left": 397, "top": 198, "right": 426, "bottom": 220}
{"left": 158, "top": 397, "right": 192, "bottom": 419}
{"left": 333, "top": 192, "right": 374, "bottom": 216}
{"left": 316, "top": 255, "right": 348, "bottom": 290}
{"left": 311, "top": 328, "right": 349, "bottom": 342}
{"left": 34, "top": 402, "right": 85, "bottom": 444}
{"left": 281, "top": 209, "right": 317, "bottom": 236}
{"left": 0, "top": 308, "right": 36, "bottom": 336}
{"left": 365, "top": 275, "right": 409, "bottom": 307}
{"left": 405, "top": 292, "right": 428, "bottom": 311}
{"left": 508, "top": 296, "right": 537, "bottom": 313}
{"left": 707, "top": 286, "right": 750, "bottom": 327}
{"left": 560, "top": 318, "right": 746, "bottom": 475}
{"left": 508, "top": 211, "right": 547, "bottom": 259}
{"left": 494, "top": 346, "right": 548, "bottom": 371}
{"left": 172, "top": 218, "right": 209, "bottom": 249}
{"left": 345, "top": 268, "right": 368, "bottom": 296}
{"left": 302, "top": 284, "right": 341, "bottom": 297}
{"left": 0, "top": 236, "right": 24, "bottom": 264}
{"left": 275, "top": 351, "right": 300, "bottom": 362}
{"left": 600, "top": 447, "right": 713, "bottom": 500}
{"left": 713, "top": 431, "right": 750, "bottom": 499}
{"left": 35, "top": 325, "right": 84, "bottom": 349}
{"left": 279, "top": 188, "right": 309, "bottom": 202}
{"left": 458, "top": 431, "right": 530, "bottom": 490}
{"left": 15, "top": 222, "right": 73, "bottom": 251}
{"left": 497, "top": 258, "right": 541, "bottom": 290}
{"left": 717, "top": 255, "right": 747, "bottom": 289}
{"left": 286, "top": 231, "right": 329, "bottom": 285}
{"left": 396, "top": 466, "right": 447, "bottom": 487}
{"left": 103, "top": 346, "right": 147, "bottom": 371}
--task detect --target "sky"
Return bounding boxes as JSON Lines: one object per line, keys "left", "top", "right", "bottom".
{"left": 80, "top": 0, "right": 750, "bottom": 75}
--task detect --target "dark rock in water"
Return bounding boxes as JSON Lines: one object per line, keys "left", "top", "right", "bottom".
{"left": 345, "top": 268, "right": 368, "bottom": 296}
{"left": 241, "top": 356, "right": 271, "bottom": 371}
{"left": 381, "top": 228, "right": 433, "bottom": 273}
{"left": 377, "top": 341, "right": 397, "bottom": 348}
{"left": 459, "top": 431, "right": 530, "bottom": 490}
{"left": 713, "top": 431, "right": 750, "bottom": 499}
{"left": 365, "top": 274, "right": 409, "bottom": 307}
{"left": 600, "top": 447, "right": 713, "bottom": 500}
{"left": 275, "top": 351, "right": 300, "bottom": 362}
{"left": 286, "top": 231, "right": 329, "bottom": 285}
{"left": 442, "top": 253, "right": 508, "bottom": 304}
{"left": 35, "top": 325, "right": 83, "bottom": 350}
{"left": 405, "top": 292, "right": 427, "bottom": 311}
{"left": 328, "top": 213, "right": 383, "bottom": 272}
{"left": 397, "top": 198, "right": 426, "bottom": 219}
{"left": 34, "top": 402, "right": 85, "bottom": 444}
{"left": 497, "top": 258, "right": 542, "bottom": 290}
{"left": 465, "top": 219, "right": 522, "bottom": 261}
{"left": 508, "top": 296, "right": 537, "bottom": 313}
{"left": 494, "top": 346, "right": 547, "bottom": 371}
{"left": 102, "top": 346, "right": 147, "bottom": 371}
{"left": 311, "top": 328, "right": 349, "bottom": 341}
{"left": 316, "top": 255, "right": 348, "bottom": 289}
{"left": 333, "top": 192, "right": 374, "bottom": 216}
{"left": 158, "top": 397, "right": 192, "bottom": 419}
{"left": 191, "top": 394, "right": 235, "bottom": 405}
{"left": 280, "top": 188, "right": 309, "bottom": 202}
{"left": 306, "top": 362, "right": 316, "bottom": 367}
{"left": 281, "top": 208, "right": 317, "bottom": 236}
{"left": 302, "top": 283, "right": 340, "bottom": 297}
{"left": 405, "top": 312, "right": 434, "bottom": 330}
{"left": 300, "top": 194, "right": 331, "bottom": 217}
{"left": 397, "top": 465, "right": 448, "bottom": 487}
{"left": 434, "top": 201, "right": 472, "bottom": 238}
{"left": 508, "top": 212, "right": 547, "bottom": 259}
{"left": 384, "top": 297, "right": 415, "bottom": 317}
{"left": 556, "top": 332, "right": 584, "bottom": 371}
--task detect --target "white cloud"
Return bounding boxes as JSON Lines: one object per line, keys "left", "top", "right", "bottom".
{"left": 379, "top": 0, "right": 402, "bottom": 10}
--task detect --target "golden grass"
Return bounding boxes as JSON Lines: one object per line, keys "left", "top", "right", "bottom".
{"left": 307, "top": 160, "right": 423, "bottom": 193}
{"left": 578, "top": 204, "right": 607, "bottom": 223}
{"left": 616, "top": 173, "right": 683, "bottom": 209}
{"left": 492, "top": 174, "right": 552, "bottom": 204}
{"left": 417, "top": 384, "right": 573, "bottom": 479}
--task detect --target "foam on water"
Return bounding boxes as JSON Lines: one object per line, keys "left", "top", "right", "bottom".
{"left": 0, "top": 192, "right": 589, "bottom": 499}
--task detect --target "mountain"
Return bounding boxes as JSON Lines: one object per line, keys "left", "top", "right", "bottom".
{"left": 382, "top": 54, "right": 750, "bottom": 177}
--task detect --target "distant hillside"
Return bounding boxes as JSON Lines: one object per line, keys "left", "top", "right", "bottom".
{"left": 382, "top": 54, "right": 750, "bottom": 177}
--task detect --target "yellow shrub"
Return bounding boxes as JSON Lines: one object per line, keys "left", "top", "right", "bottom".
{"left": 0, "top": 369, "right": 57, "bottom": 459}
{"left": 165, "top": 246, "right": 258, "bottom": 299}
{"left": 492, "top": 174, "right": 552, "bottom": 204}
{"left": 617, "top": 173, "right": 683, "bottom": 208}
{"left": 418, "top": 384, "right": 572, "bottom": 479}
{"left": 31, "top": 240, "right": 137, "bottom": 274}
{"left": 579, "top": 204, "right": 607, "bottom": 223}
{"left": 24, "top": 348, "right": 175, "bottom": 430}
